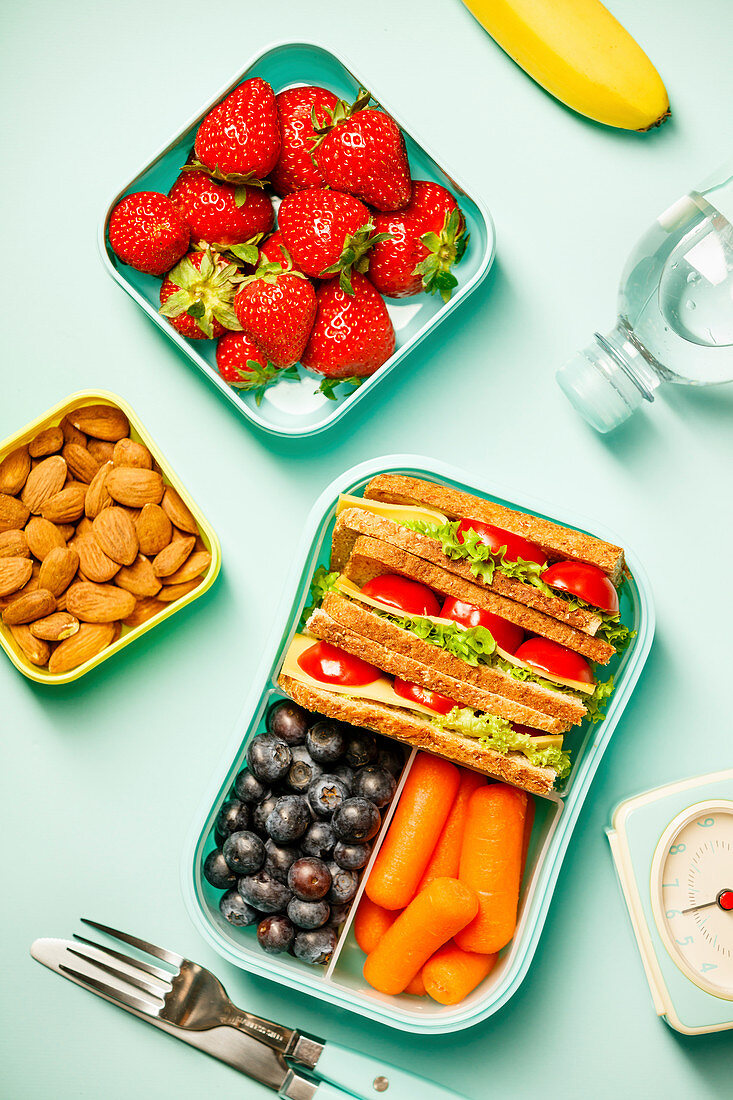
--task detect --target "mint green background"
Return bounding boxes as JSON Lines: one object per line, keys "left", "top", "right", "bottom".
{"left": 2, "top": 1, "right": 733, "bottom": 1097}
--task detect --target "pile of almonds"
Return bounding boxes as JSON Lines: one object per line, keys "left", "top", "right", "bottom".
{"left": 0, "top": 403, "right": 211, "bottom": 675}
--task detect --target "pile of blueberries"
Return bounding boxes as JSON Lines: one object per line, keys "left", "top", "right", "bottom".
{"left": 203, "top": 699, "right": 403, "bottom": 965}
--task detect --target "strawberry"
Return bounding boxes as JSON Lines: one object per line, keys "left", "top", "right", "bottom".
{"left": 159, "top": 248, "right": 241, "bottom": 340}
{"left": 368, "top": 181, "right": 467, "bottom": 301}
{"left": 313, "top": 88, "right": 411, "bottom": 212}
{"left": 278, "top": 188, "right": 391, "bottom": 292}
{"left": 258, "top": 230, "right": 297, "bottom": 269}
{"left": 301, "top": 272, "right": 395, "bottom": 379}
{"left": 270, "top": 86, "right": 339, "bottom": 197}
{"left": 108, "top": 192, "right": 189, "bottom": 276}
{"left": 192, "top": 78, "right": 280, "bottom": 182}
{"left": 169, "top": 171, "right": 274, "bottom": 248}
{"left": 215, "top": 332, "right": 299, "bottom": 403}
{"left": 234, "top": 258, "right": 317, "bottom": 368}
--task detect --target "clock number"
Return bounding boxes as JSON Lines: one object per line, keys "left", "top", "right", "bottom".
{"left": 662, "top": 879, "right": 679, "bottom": 888}
{"left": 669, "top": 843, "right": 686, "bottom": 854}
{"left": 701, "top": 963, "right": 718, "bottom": 973}
{"left": 675, "top": 936, "right": 693, "bottom": 946}
{"left": 666, "top": 909, "right": 680, "bottom": 918}
{"left": 697, "top": 817, "right": 715, "bottom": 828}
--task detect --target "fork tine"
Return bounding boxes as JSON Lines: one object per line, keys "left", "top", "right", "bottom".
{"left": 59, "top": 964, "right": 162, "bottom": 1016}
{"left": 67, "top": 947, "right": 169, "bottom": 1001}
{"left": 72, "top": 934, "right": 173, "bottom": 983}
{"left": 80, "top": 919, "right": 184, "bottom": 968}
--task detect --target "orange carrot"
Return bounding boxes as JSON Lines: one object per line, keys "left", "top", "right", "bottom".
{"left": 454, "top": 784, "right": 527, "bottom": 954}
{"left": 363, "top": 877, "right": 478, "bottom": 995}
{"left": 422, "top": 941, "right": 497, "bottom": 1005}
{"left": 405, "top": 970, "right": 426, "bottom": 996}
{"left": 366, "top": 752, "right": 460, "bottom": 910}
{"left": 520, "top": 794, "right": 535, "bottom": 880}
{"left": 353, "top": 897, "right": 398, "bottom": 954}
{"left": 417, "top": 768, "right": 486, "bottom": 893}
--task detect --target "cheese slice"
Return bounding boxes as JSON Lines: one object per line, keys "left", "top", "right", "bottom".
{"left": 336, "top": 493, "right": 447, "bottom": 528}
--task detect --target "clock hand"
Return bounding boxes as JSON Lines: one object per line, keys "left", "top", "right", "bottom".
{"left": 682, "top": 900, "right": 718, "bottom": 915}
{"left": 682, "top": 888, "right": 733, "bottom": 915}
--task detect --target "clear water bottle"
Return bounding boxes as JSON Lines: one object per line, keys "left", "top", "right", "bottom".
{"left": 557, "top": 161, "right": 733, "bottom": 432}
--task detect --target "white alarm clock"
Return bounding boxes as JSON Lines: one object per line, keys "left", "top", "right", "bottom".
{"left": 607, "top": 768, "right": 733, "bottom": 1034}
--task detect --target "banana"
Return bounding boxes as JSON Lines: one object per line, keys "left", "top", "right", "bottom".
{"left": 460, "top": 0, "right": 669, "bottom": 131}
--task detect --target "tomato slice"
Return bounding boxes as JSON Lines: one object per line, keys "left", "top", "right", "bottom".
{"left": 457, "top": 518, "right": 548, "bottom": 567}
{"left": 513, "top": 723, "right": 545, "bottom": 738}
{"left": 298, "top": 640, "right": 380, "bottom": 687}
{"left": 393, "top": 677, "right": 457, "bottom": 715}
{"left": 542, "top": 560, "right": 619, "bottom": 615}
{"left": 514, "top": 638, "right": 594, "bottom": 685}
{"left": 440, "top": 597, "right": 524, "bottom": 654}
{"left": 361, "top": 574, "right": 441, "bottom": 617}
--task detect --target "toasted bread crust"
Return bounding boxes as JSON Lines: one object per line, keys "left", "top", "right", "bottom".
{"left": 364, "top": 475, "right": 625, "bottom": 584}
{"left": 321, "top": 592, "right": 587, "bottom": 725}
{"left": 279, "top": 674, "right": 557, "bottom": 796}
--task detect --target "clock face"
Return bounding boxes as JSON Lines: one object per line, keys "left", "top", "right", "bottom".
{"left": 651, "top": 800, "right": 733, "bottom": 1000}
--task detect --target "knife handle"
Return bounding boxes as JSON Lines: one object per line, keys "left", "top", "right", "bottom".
{"left": 315, "top": 1041, "right": 468, "bottom": 1100}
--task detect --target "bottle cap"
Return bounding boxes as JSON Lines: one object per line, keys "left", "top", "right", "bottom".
{"left": 557, "top": 341, "right": 646, "bottom": 433}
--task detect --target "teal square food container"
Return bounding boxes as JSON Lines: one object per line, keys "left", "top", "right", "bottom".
{"left": 182, "top": 456, "right": 654, "bottom": 1033}
{"left": 99, "top": 42, "right": 495, "bottom": 439}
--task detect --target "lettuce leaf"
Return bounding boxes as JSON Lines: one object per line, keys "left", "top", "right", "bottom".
{"left": 299, "top": 566, "right": 340, "bottom": 629}
{"left": 432, "top": 707, "right": 572, "bottom": 778}
{"left": 583, "top": 676, "right": 614, "bottom": 724}
{"left": 375, "top": 611, "right": 496, "bottom": 666}
{"left": 403, "top": 519, "right": 553, "bottom": 592}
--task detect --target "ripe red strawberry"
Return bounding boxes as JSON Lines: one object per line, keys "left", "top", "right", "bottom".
{"left": 108, "top": 192, "right": 189, "bottom": 276}
{"left": 169, "top": 171, "right": 274, "bottom": 247}
{"left": 313, "top": 89, "right": 411, "bottom": 212}
{"left": 258, "top": 230, "right": 298, "bottom": 269}
{"left": 278, "top": 188, "right": 390, "bottom": 291}
{"left": 159, "top": 249, "right": 241, "bottom": 340}
{"left": 270, "top": 86, "right": 339, "bottom": 197}
{"left": 215, "top": 332, "right": 298, "bottom": 404}
{"left": 368, "top": 181, "right": 467, "bottom": 301}
{"left": 193, "top": 78, "right": 280, "bottom": 181}
{"left": 234, "top": 261, "right": 317, "bottom": 368}
{"left": 301, "top": 273, "right": 395, "bottom": 379}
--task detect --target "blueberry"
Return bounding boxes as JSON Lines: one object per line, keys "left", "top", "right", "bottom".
{"left": 220, "top": 889, "right": 260, "bottom": 927}
{"left": 308, "top": 774, "right": 349, "bottom": 817}
{"left": 332, "top": 763, "right": 354, "bottom": 792}
{"left": 328, "top": 902, "right": 351, "bottom": 927}
{"left": 223, "top": 830, "right": 266, "bottom": 875}
{"left": 247, "top": 732, "right": 292, "bottom": 784}
{"left": 203, "top": 848, "right": 237, "bottom": 890}
{"left": 252, "top": 794, "right": 280, "bottom": 836}
{"left": 301, "top": 820, "right": 335, "bottom": 860}
{"left": 267, "top": 700, "right": 310, "bottom": 746}
{"left": 238, "top": 870, "right": 291, "bottom": 914}
{"left": 352, "top": 765, "right": 396, "bottom": 809}
{"left": 306, "top": 720, "right": 346, "bottom": 764}
{"left": 264, "top": 838, "right": 302, "bottom": 883}
{"left": 333, "top": 840, "right": 371, "bottom": 871}
{"left": 288, "top": 897, "right": 331, "bottom": 930}
{"left": 326, "top": 862, "right": 359, "bottom": 905}
{"left": 288, "top": 857, "right": 332, "bottom": 901}
{"left": 344, "top": 730, "right": 377, "bottom": 768}
{"left": 266, "top": 795, "right": 311, "bottom": 844}
{"left": 285, "top": 745, "right": 323, "bottom": 794}
{"left": 332, "top": 797, "right": 381, "bottom": 843}
{"left": 376, "top": 745, "right": 403, "bottom": 778}
{"left": 234, "top": 767, "right": 269, "bottom": 804}
{"left": 215, "top": 799, "right": 250, "bottom": 839}
{"left": 293, "top": 926, "right": 337, "bottom": 965}
{"left": 257, "top": 913, "right": 295, "bottom": 954}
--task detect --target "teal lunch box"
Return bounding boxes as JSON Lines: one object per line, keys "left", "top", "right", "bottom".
{"left": 99, "top": 43, "right": 495, "bottom": 439}
{"left": 182, "top": 456, "right": 654, "bottom": 1033}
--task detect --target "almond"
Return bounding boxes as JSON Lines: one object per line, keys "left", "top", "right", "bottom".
{"left": 87, "top": 439, "right": 115, "bottom": 463}
{"left": 2, "top": 587, "right": 56, "bottom": 624}
{"left": 0, "top": 492, "right": 31, "bottom": 533}
{"left": 30, "top": 611, "right": 80, "bottom": 641}
{"left": 156, "top": 578, "right": 202, "bottom": 602}
{"left": 57, "top": 524, "right": 76, "bottom": 541}
{"left": 161, "top": 486, "right": 198, "bottom": 534}
{"left": 0, "top": 446, "right": 31, "bottom": 494}
{"left": 0, "top": 556, "right": 33, "bottom": 596}
{"left": 113, "top": 438, "right": 153, "bottom": 469}
{"left": 20, "top": 455, "right": 67, "bottom": 513}
{"left": 41, "top": 484, "right": 86, "bottom": 524}
{"left": 68, "top": 404, "right": 129, "bottom": 441}
{"left": 66, "top": 581, "right": 136, "bottom": 623}
{"left": 76, "top": 516, "right": 94, "bottom": 540}
{"left": 135, "top": 503, "right": 172, "bottom": 556}
{"left": 76, "top": 535, "right": 120, "bottom": 583}
{"left": 152, "top": 535, "right": 195, "bottom": 578}
{"left": 38, "top": 546, "right": 79, "bottom": 596}
{"left": 29, "top": 426, "right": 64, "bottom": 457}
{"left": 62, "top": 443, "right": 101, "bottom": 484}
{"left": 122, "top": 596, "right": 168, "bottom": 629}
{"left": 114, "top": 554, "right": 162, "bottom": 598}
{"left": 163, "top": 549, "right": 211, "bottom": 585}
{"left": 92, "top": 507, "right": 138, "bottom": 566}
{"left": 10, "top": 624, "right": 50, "bottom": 666}
{"left": 0, "top": 530, "right": 29, "bottom": 559}
{"left": 106, "top": 467, "right": 164, "bottom": 508}
{"left": 25, "top": 516, "right": 66, "bottom": 560}
{"left": 48, "top": 622, "right": 116, "bottom": 674}
{"left": 85, "top": 461, "right": 113, "bottom": 518}
{"left": 60, "top": 415, "right": 87, "bottom": 447}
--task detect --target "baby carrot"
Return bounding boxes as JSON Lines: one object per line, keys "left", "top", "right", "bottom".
{"left": 454, "top": 783, "right": 528, "bottom": 954}
{"left": 405, "top": 970, "right": 426, "bottom": 996}
{"left": 363, "top": 877, "right": 478, "bottom": 995}
{"left": 422, "top": 941, "right": 498, "bottom": 1005}
{"left": 366, "top": 752, "right": 460, "bottom": 910}
{"left": 416, "top": 768, "right": 486, "bottom": 892}
{"left": 353, "top": 897, "right": 398, "bottom": 955}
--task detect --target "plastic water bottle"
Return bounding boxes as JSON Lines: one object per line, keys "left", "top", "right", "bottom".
{"left": 557, "top": 161, "right": 733, "bottom": 432}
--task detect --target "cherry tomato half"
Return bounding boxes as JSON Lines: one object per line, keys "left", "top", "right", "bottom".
{"left": 514, "top": 638, "right": 594, "bottom": 685}
{"left": 440, "top": 597, "right": 525, "bottom": 654}
{"left": 361, "top": 574, "right": 441, "bottom": 617}
{"left": 457, "top": 518, "right": 548, "bottom": 567}
{"left": 298, "top": 640, "right": 380, "bottom": 687}
{"left": 542, "top": 560, "right": 619, "bottom": 616}
{"left": 393, "top": 677, "right": 457, "bottom": 715}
